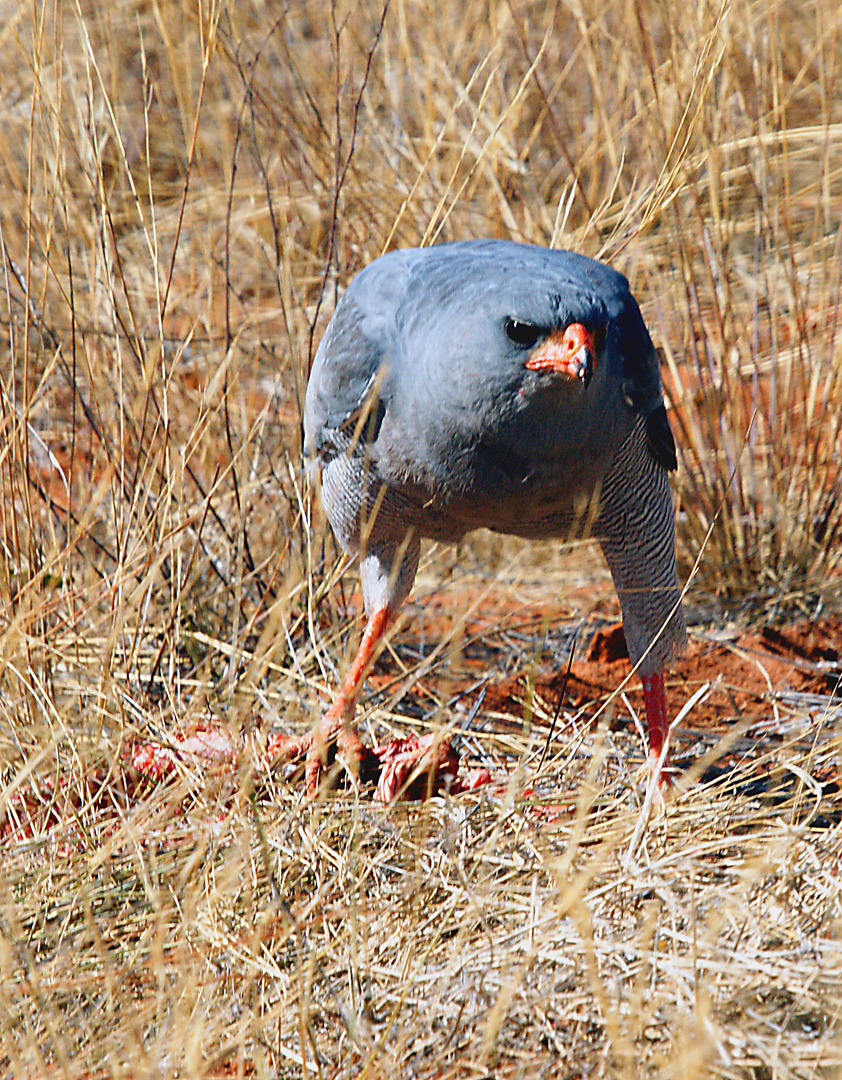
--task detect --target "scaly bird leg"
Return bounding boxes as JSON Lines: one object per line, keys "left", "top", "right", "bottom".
{"left": 305, "top": 605, "right": 392, "bottom": 794}
{"left": 641, "top": 669, "right": 671, "bottom": 789}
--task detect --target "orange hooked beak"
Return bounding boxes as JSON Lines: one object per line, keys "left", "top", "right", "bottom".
{"left": 524, "top": 323, "right": 594, "bottom": 388}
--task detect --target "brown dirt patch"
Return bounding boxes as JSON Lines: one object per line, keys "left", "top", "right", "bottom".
{"left": 364, "top": 604, "right": 842, "bottom": 786}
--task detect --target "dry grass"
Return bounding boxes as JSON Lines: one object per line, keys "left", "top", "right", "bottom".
{"left": 0, "top": 0, "right": 841, "bottom": 1075}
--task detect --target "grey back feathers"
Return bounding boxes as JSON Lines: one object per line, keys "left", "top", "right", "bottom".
{"left": 305, "top": 239, "right": 685, "bottom": 667}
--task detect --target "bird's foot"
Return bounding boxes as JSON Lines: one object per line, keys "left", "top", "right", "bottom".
{"left": 264, "top": 724, "right": 491, "bottom": 802}
{"left": 304, "top": 704, "right": 365, "bottom": 795}
{"left": 645, "top": 752, "right": 676, "bottom": 810}
{"left": 647, "top": 753, "right": 673, "bottom": 787}
{"left": 641, "top": 670, "right": 675, "bottom": 804}
{"left": 261, "top": 696, "right": 366, "bottom": 795}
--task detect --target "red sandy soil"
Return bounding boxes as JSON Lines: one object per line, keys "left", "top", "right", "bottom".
{"left": 480, "top": 616, "right": 841, "bottom": 735}
{"left": 356, "top": 604, "right": 841, "bottom": 802}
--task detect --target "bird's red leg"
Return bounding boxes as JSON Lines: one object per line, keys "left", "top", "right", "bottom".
{"left": 305, "top": 605, "right": 392, "bottom": 794}
{"left": 641, "top": 670, "right": 671, "bottom": 788}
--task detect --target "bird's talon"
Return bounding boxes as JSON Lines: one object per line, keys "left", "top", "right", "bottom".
{"left": 303, "top": 721, "right": 366, "bottom": 796}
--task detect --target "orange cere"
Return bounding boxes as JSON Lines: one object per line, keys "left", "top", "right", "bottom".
{"left": 524, "top": 322, "right": 593, "bottom": 378}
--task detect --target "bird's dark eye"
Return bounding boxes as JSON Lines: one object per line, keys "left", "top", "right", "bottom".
{"left": 504, "top": 318, "right": 542, "bottom": 349}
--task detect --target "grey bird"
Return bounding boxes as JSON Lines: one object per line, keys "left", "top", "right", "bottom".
{"left": 303, "top": 239, "right": 686, "bottom": 797}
